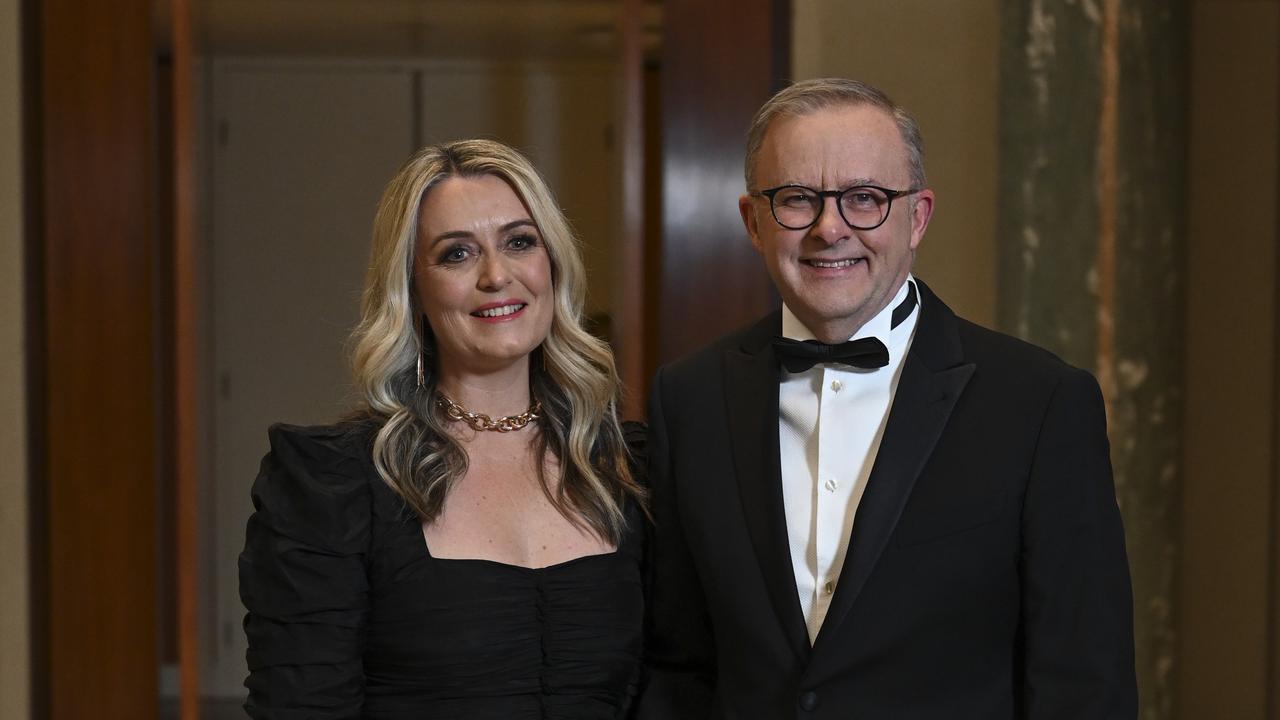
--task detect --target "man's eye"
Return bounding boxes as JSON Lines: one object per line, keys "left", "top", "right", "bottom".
{"left": 778, "top": 191, "right": 816, "bottom": 207}
{"left": 844, "top": 190, "right": 880, "bottom": 207}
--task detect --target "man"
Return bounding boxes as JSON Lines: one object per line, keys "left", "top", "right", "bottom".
{"left": 638, "top": 78, "right": 1137, "bottom": 719}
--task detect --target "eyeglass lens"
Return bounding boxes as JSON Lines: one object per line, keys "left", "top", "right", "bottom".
{"left": 771, "top": 186, "right": 892, "bottom": 230}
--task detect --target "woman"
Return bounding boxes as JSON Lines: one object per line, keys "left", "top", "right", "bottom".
{"left": 240, "top": 139, "right": 647, "bottom": 719}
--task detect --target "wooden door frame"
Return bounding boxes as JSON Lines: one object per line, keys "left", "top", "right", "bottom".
{"left": 652, "top": 0, "right": 790, "bottom": 370}
{"left": 27, "top": 0, "right": 162, "bottom": 717}
{"left": 20, "top": 0, "right": 46, "bottom": 715}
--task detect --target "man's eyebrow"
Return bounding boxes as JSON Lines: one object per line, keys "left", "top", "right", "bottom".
{"left": 838, "top": 177, "right": 879, "bottom": 188}
{"left": 776, "top": 177, "right": 881, "bottom": 189}
{"left": 427, "top": 219, "right": 537, "bottom": 248}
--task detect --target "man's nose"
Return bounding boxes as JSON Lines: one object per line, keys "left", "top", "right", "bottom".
{"left": 810, "top": 196, "right": 851, "bottom": 244}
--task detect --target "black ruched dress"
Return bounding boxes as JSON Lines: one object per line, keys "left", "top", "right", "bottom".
{"left": 239, "top": 420, "right": 645, "bottom": 720}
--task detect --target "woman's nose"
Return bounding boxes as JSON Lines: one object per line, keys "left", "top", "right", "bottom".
{"left": 477, "top": 253, "right": 513, "bottom": 290}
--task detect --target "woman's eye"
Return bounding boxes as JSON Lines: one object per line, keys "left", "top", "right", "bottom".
{"left": 507, "top": 234, "right": 538, "bottom": 251}
{"left": 440, "top": 246, "right": 470, "bottom": 263}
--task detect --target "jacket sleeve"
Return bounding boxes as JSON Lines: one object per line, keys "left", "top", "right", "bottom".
{"left": 1020, "top": 368, "right": 1138, "bottom": 719}
{"left": 239, "top": 424, "right": 372, "bottom": 719}
{"left": 635, "top": 367, "right": 717, "bottom": 719}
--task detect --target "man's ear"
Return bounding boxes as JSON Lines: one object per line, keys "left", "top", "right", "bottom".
{"left": 739, "top": 194, "right": 763, "bottom": 252}
{"left": 909, "top": 189, "right": 935, "bottom": 251}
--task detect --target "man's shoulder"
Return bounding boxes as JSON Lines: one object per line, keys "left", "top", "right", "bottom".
{"left": 948, "top": 310, "right": 1099, "bottom": 395}
{"left": 955, "top": 316, "right": 1065, "bottom": 366}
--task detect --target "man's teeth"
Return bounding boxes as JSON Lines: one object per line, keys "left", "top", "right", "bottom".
{"left": 475, "top": 303, "right": 526, "bottom": 318}
{"left": 809, "top": 259, "right": 860, "bottom": 268}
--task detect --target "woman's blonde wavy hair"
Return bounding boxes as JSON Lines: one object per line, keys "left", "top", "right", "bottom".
{"left": 349, "top": 139, "right": 644, "bottom": 543}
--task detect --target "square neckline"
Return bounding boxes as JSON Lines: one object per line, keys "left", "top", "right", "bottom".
{"left": 417, "top": 522, "right": 620, "bottom": 572}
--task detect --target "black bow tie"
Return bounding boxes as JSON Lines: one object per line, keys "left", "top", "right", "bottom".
{"left": 772, "top": 281, "right": 917, "bottom": 374}
{"left": 773, "top": 336, "right": 889, "bottom": 373}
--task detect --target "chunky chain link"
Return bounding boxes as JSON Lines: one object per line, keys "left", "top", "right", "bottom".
{"left": 436, "top": 392, "right": 541, "bottom": 433}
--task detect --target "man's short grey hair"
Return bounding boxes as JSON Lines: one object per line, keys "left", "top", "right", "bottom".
{"left": 744, "top": 77, "right": 926, "bottom": 192}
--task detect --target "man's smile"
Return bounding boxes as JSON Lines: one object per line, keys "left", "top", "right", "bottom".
{"left": 802, "top": 257, "right": 865, "bottom": 269}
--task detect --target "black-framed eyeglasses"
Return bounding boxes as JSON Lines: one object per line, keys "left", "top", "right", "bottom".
{"left": 754, "top": 184, "right": 921, "bottom": 231}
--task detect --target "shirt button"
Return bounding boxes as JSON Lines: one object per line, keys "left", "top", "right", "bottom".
{"left": 824, "top": 477, "right": 838, "bottom": 492}
{"left": 799, "top": 690, "right": 820, "bottom": 711}
{"left": 830, "top": 379, "right": 843, "bottom": 392}
{"left": 823, "top": 580, "right": 835, "bottom": 596}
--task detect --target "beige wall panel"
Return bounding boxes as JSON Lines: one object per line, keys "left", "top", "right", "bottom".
{"left": 1179, "top": 2, "right": 1279, "bottom": 718}
{"left": 792, "top": 0, "right": 1000, "bottom": 327}
{"left": 0, "top": 0, "right": 30, "bottom": 715}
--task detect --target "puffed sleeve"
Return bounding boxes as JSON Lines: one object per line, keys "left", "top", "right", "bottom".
{"left": 239, "top": 423, "right": 373, "bottom": 719}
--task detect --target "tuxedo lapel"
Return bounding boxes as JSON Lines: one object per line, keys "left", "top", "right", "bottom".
{"left": 812, "top": 282, "right": 975, "bottom": 656}
{"left": 723, "top": 311, "right": 811, "bottom": 664}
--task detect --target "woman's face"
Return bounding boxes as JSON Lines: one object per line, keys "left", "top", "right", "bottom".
{"left": 414, "top": 174, "right": 554, "bottom": 376}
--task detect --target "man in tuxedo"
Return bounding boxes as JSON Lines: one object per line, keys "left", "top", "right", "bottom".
{"left": 638, "top": 78, "right": 1137, "bottom": 719}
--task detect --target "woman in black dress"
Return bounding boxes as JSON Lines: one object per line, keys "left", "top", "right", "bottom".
{"left": 239, "top": 139, "right": 647, "bottom": 719}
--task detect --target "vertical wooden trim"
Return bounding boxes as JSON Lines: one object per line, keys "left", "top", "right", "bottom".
{"left": 171, "top": 0, "right": 201, "bottom": 717}
{"left": 615, "top": 0, "right": 645, "bottom": 420}
{"left": 1270, "top": 16, "right": 1280, "bottom": 714}
{"left": 1095, "top": 0, "right": 1120, "bottom": 421}
{"left": 20, "top": 0, "right": 48, "bottom": 714}
{"left": 38, "top": 0, "right": 159, "bottom": 716}
{"left": 1270, "top": 224, "right": 1280, "bottom": 720}
{"left": 641, "top": 59, "right": 663, "bottom": 390}
{"left": 770, "top": 0, "right": 791, "bottom": 92}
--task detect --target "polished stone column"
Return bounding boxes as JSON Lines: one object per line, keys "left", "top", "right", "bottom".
{"left": 997, "top": 1, "right": 1186, "bottom": 717}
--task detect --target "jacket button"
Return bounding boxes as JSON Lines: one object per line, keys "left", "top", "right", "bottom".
{"left": 799, "top": 690, "right": 819, "bottom": 711}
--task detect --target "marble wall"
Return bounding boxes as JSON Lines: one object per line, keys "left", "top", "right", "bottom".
{"left": 997, "top": 1, "right": 1186, "bottom": 717}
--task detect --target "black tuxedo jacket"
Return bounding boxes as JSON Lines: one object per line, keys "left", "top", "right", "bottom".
{"left": 637, "top": 281, "right": 1137, "bottom": 719}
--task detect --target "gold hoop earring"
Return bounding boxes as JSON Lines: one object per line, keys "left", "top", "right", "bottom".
{"left": 416, "top": 313, "right": 430, "bottom": 391}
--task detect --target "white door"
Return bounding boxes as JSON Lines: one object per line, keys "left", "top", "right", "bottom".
{"left": 206, "top": 60, "right": 415, "bottom": 696}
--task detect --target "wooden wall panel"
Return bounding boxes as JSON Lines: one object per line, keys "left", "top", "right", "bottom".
{"left": 615, "top": 0, "right": 645, "bottom": 419}
{"left": 655, "top": 0, "right": 789, "bottom": 365}
{"left": 1179, "top": 3, "right": 1278, "bottom": 719}
{"left": 36, "top": 0, "right": 159, "bottom": 717}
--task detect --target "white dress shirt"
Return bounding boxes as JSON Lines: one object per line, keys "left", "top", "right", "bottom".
{"left": 778, "top": 277, "right": 919, "bottom": 643}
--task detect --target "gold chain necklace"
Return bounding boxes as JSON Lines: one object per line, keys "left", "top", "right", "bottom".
{"left": 436, "top": 392, "right": 542, "bottom": 433}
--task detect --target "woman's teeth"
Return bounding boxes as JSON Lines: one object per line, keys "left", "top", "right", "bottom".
{"left": 474, "top": 303, "right": 526, "bottom": 318}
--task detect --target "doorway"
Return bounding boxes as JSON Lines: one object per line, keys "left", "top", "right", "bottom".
{"left": 185, "top": 0, "right": 660, "bottom": 704}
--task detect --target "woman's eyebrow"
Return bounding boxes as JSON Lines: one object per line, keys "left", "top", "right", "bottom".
{"left": 428, "top": 229, "right": 473, "bottom": 248}
{"left": 428, "top": 219, "right": 536, "bottom": 248}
